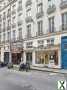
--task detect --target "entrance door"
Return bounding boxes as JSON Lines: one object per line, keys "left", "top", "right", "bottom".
{"left": 12, "top": 53, "right": 21, "bottom": 64}
{"left": 26, "top": 52, "right": 32, "bottom": 64}
{"left": 61, "top": 36, "right": 67, "bottom": 69}
{"left": 4, "top": 52, "right": 9, "bottom": 65}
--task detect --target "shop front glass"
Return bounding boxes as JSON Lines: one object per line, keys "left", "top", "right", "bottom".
{"left": 35, "top": 51, "right": 49, "bottom": 65}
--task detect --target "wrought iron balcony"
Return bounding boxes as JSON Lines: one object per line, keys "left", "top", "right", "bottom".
{"left": 26, "top": 0, "right": 32, "bottom": 7}
{"left": 60, "top": 0, "right": 67, "bottom": 9}
{"left": 47, "top": 4, "right": 56, "bottom": 14}
{"left": 36, "top": 11, "right": 44, "bottom": 19}
{"left": 12, "top": 23, "right": 16, "bottom": 28}
{"left": 25, "top": 16, "right": 33, "bottom": 23}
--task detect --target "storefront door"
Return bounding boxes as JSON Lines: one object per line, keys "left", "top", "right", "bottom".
{"left": 61, "top": 36, "right": 67, "bottom": 69}
{"left": 4, "top": 52, "right": 9, "bottom": 65}
{"left": 12, "top": 53, "right": 21, "bottom": 64}
{"left": 26, "top": 52, "right": 32, "bottom": 64}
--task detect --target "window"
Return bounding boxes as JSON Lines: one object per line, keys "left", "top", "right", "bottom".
{"left": 37, "top": 3, "right": 43, "bottom": 13}
{"left": 12, "top": 16, "right": 16, "bottom": 24}
{"left": 47, "top": 38, "right": 54, "bottom": 46}
{"left": 26, "top": 8, "right": 31, "bottom": 17}
{"left": 18, "top": 28, "right": 22, "bottom": 39}
{"left": 26, "top": 42, "right": 33, "bottom": 48}
{"left": 0, "top": 34, "right": 1, "bottom": 43}
{"left": 37, "top": 20, "right": 43, "bottom": 35}
{"left": 18, "top": 0, "right": 22, "bottom": 11}
{"left": 13, "top": 30, "right": 16, "bottom": 41}
{"left": 7, "top": 32, "right": 10, "bottom": 41}
{"left": 49, "top": 17, "right": 54, "bottom": 33}
{"left": 38, "top": 40, "right": 44, "bottom": 48}
{"left": 27, "top": 24, "right": 31, "bottom": 38}
{"left": 48, "top": 0, "right": 55, "bottom": 7}
{"left": 62, "top": 12, "right": 67, "bottom": 30}
{"left": 3, "top": 33, "right": 5, "bottom": 42}
{"left": 8, "top": 19, "right": 11, "bottom": 26}
{"left": 3, "top": 12, "right": 6, "bottom": 20}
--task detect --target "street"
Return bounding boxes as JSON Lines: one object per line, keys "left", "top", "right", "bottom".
{"left": 0, "top": 68, "right": 67, "bottom": 90}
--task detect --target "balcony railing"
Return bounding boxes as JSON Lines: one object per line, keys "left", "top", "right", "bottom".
{"left": 36, "top": 11, "right": 44, "bottom": 19}
{"left": 60, "top": 0, "right": 67, "bottom": 9}
{"left": 25, "top": 16, "right": 33, "bottom": 23}
{"left": 26, "top": 0, "right": 32, "bottom": 7}
{"left": 47, "top": 4, "right": 56, "bottom": 14}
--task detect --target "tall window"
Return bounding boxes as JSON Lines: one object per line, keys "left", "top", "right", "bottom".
{"left": 48, "top": 0, "right": 55, "bottom": 7}
{"left": 37, "top": 20, "right": 43, "bottom": 35}
{"left": 62, "top": 12, "right": 67, "bottom": 30}
{"left": 18, "top": 28, "right": 22, "bottom": 39}
{"left": 37, "top": 3, "right": 43, "bottom": 13}
{"left": 3, "top": 33, "right": 5, "bottom": 42}
{"left": 49, "top": 17, "right": 54, "bottom": 33}
{"left": 13, "top": 30, "right": 16, "bottom": 41}
{"left": 26, "top": 8, "right": 31, "bottom": 17}
{"left": 27, "top": 24, "right": 31, "bottom": 38}
{"left": 0, "top": 34, "right": 1, "bottom": 43}
{"left": 7, "top": 32, "right": 10, "bottom": 41}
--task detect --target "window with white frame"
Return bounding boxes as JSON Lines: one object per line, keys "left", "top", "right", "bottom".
{"left": 48, "top": 0, "right": 55, "bottom": 7}
{"left": 62, "top": 12, "right": 67, "bottom": 30}
{"left": 13, "top": 30, "right": 16, "bottom": 41}
{"left": 37, "top": 20, "right": 43, "bottom": 35}
{"left": 49, "top": 17, "right": 55, "bottom": 33}
{"left": 7, "top": 32, "right": 10, "bottom": 41}
{"left": 26, "top": 8, "right": 31, "bottom": 17}
{"left": 27, "top": 24, "right": 31, "bottom": 38}
{"left": 47, "top": 38, "right": 54, "bottom": 46}
{"left": 18, "top": 28, "right": 22, "bottom": 39}
{"left": 37, "top": 3, "right": 43, "bottom": 13}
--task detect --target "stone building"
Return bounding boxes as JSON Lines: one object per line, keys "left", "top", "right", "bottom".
{"left": 0, "top": 0, "right": 67, "bottom": 69}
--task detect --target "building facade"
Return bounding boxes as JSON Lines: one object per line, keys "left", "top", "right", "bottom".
{"left": 0, "top": 0, "right": 67, "bottom": 69}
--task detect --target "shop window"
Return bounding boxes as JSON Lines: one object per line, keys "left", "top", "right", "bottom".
{"left": 49, "top": 51, "right": 58, "bottom": 65}
{"left": 36, "top": 52, "right": 44, "bottom": 64}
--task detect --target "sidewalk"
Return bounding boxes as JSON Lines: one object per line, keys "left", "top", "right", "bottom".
{"left": 11, "top": 65, "right": 67, "bottom": 74}
{"left": 31, "top": 66, "right": 67, "bottom": 74}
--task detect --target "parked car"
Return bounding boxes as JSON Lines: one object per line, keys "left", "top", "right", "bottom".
{"left": 7, "top": 62, "right": 13, "bottom": 69}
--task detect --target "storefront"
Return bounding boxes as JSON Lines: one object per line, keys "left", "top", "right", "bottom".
{"left": 35, "top": 49, "right": 58, "bottom": 68}
{"left": 12, "top": 53, "right": 21, "bottom": 64}
{"left": 26, "top": 52, "right": 32, "bottom": 65}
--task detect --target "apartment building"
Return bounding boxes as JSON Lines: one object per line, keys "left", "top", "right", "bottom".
{"left": 0, "top": 0, "right": 67, "bottom": 69}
